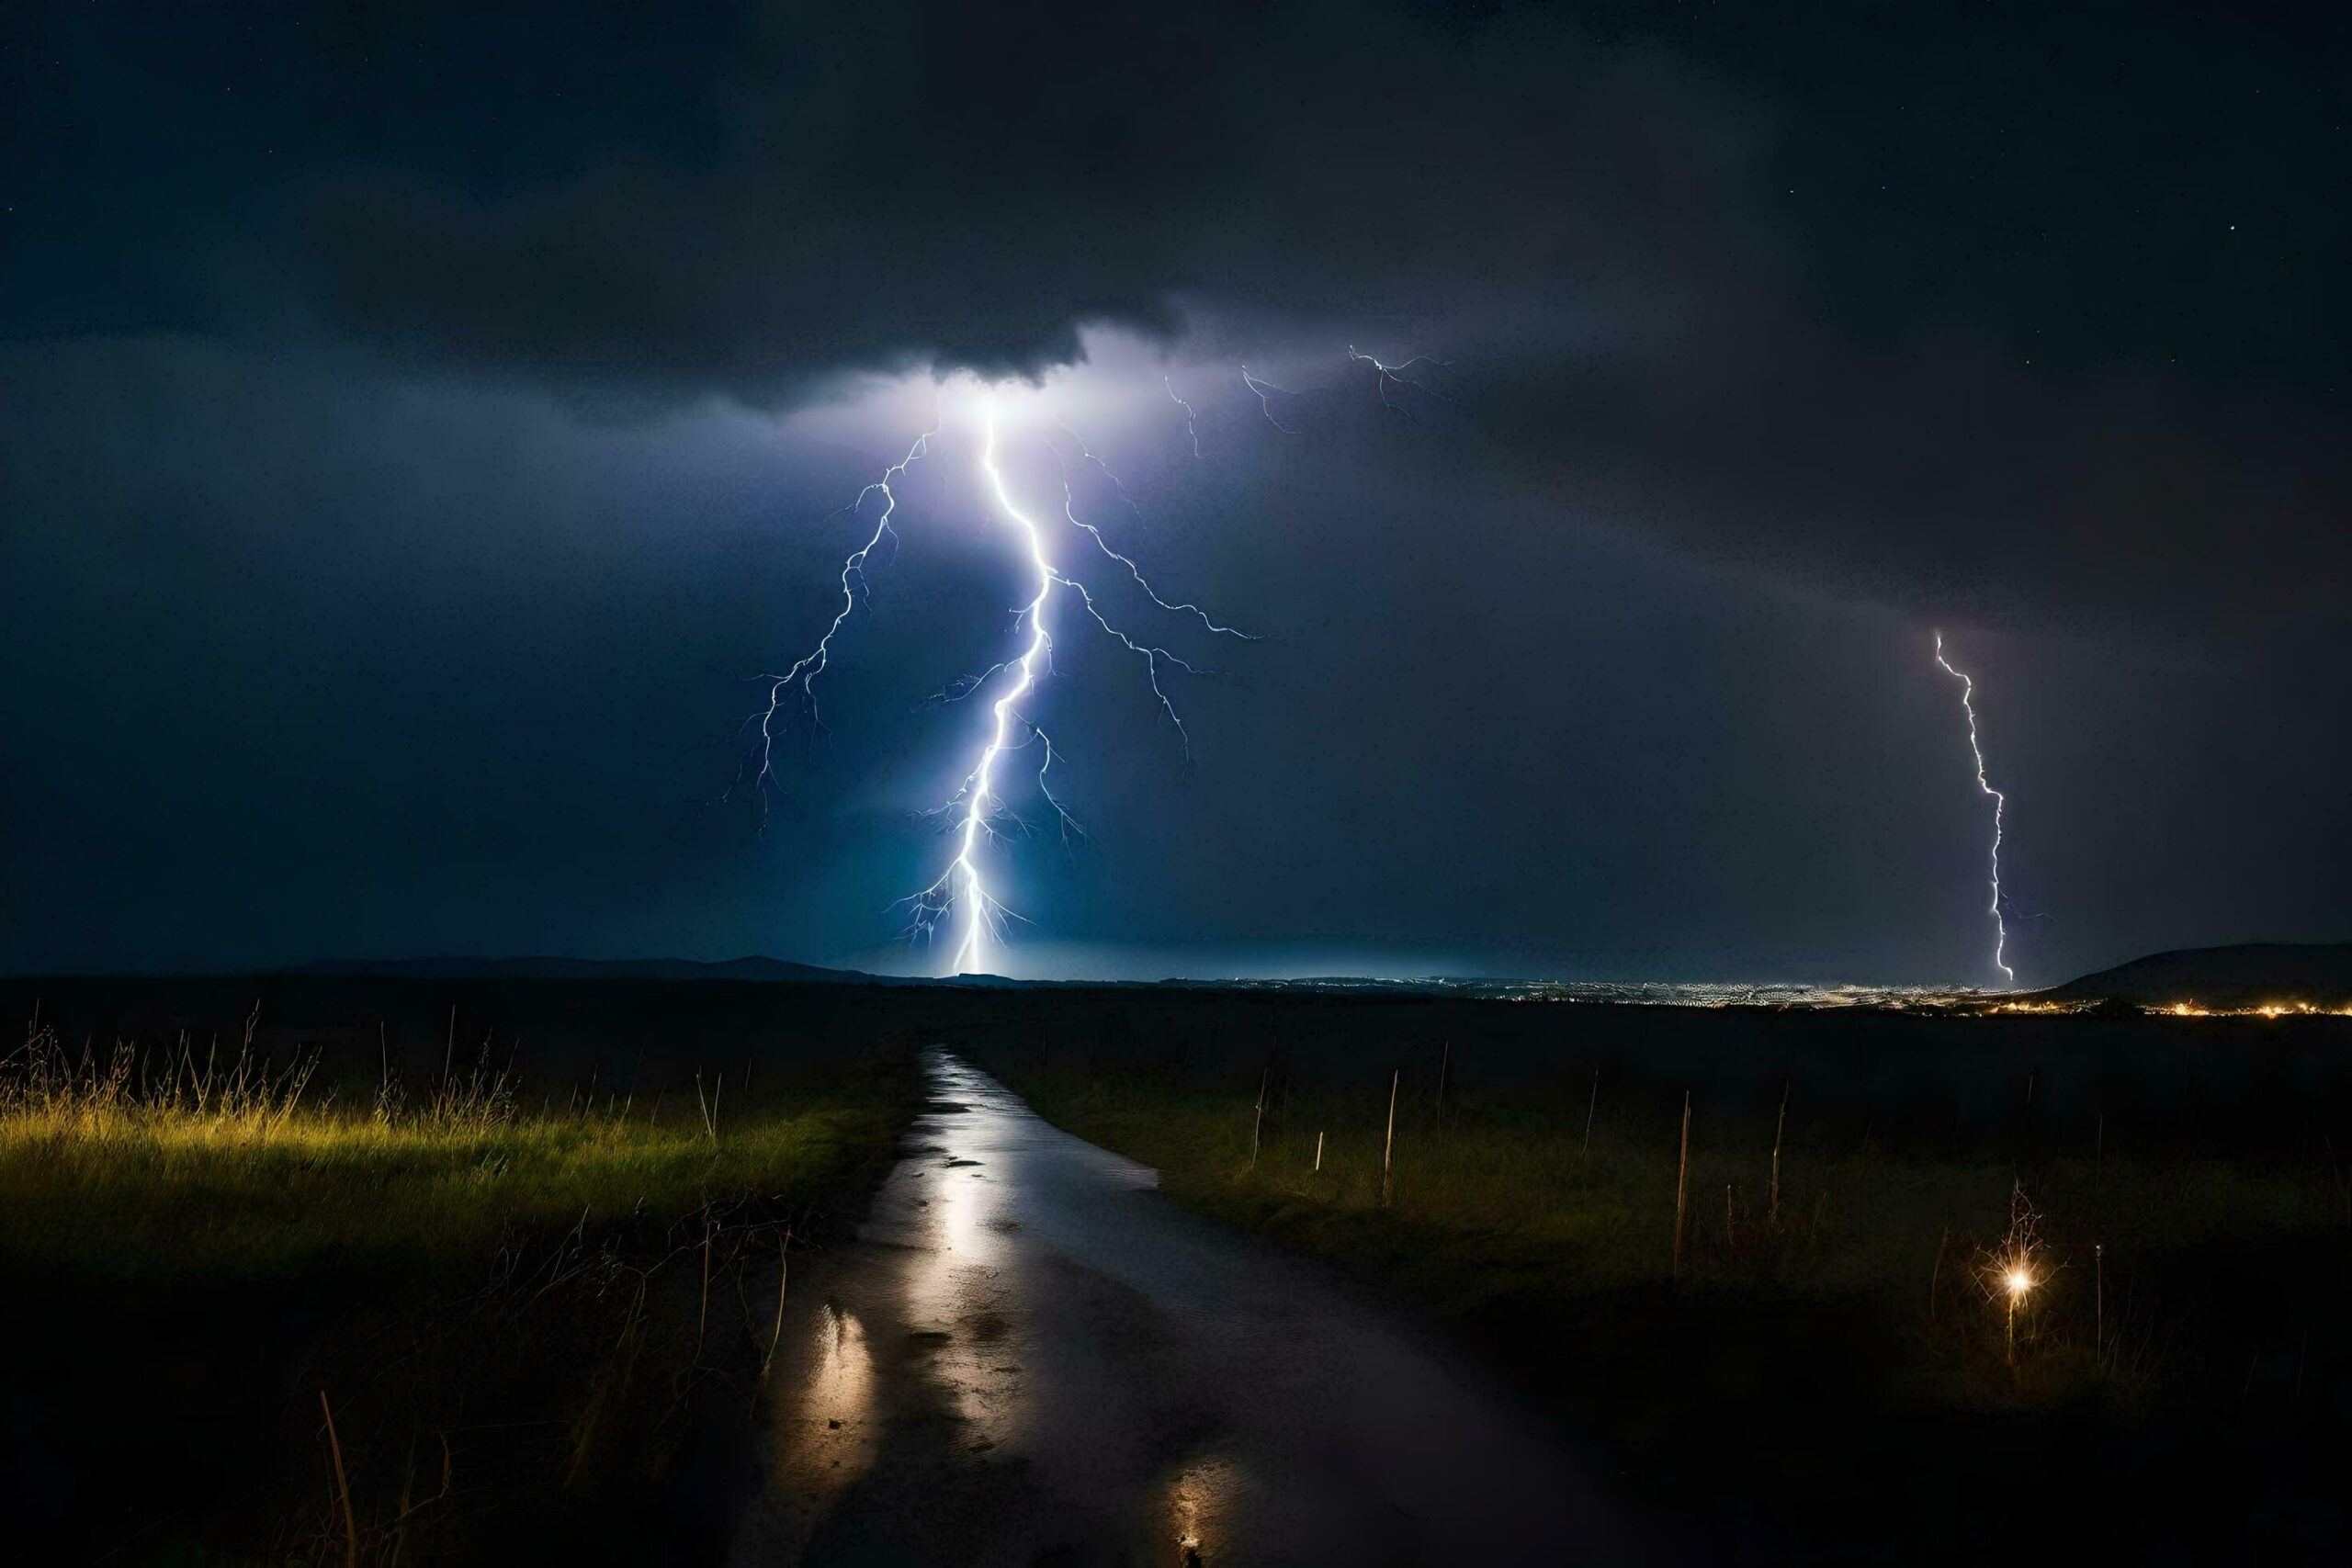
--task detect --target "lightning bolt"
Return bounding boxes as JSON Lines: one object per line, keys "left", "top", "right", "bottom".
{"left": 748, "top": 343, "right": 1470, "bottom": 974}
{"left": 1933, "top": 631, "right": 2015, "bottom": 987}
{"left": 1046, "top": 426, "right": 1257, "bottom": 646}
{"left": 898, "top": 403, "right": 1060, "bottom": 974}
{"left": 865, "top": 392, "right": 1249, "bottom": 975}
{"left": 1163, "top": 375, "right": 1204, "bottom": 459}
{"left": 1049, "top": 419, "right": 1151, "bottom": 536}
{"left": 737, "top": 348, "right": 1451, "bottom": 974}
{"left": 1347, "top": 344, "right": 1451, "bottom": 411}
{"left": 1238, "top": 365, "right": 1297, "bottom": 433}
{"left": 725, "top": 423, "right": 934, "bottom": 828}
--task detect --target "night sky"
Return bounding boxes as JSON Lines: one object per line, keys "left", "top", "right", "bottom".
{"left": 5, "top": 2, "right": 2347, "bottom": 986}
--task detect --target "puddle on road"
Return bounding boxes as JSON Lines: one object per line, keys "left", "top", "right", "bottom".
{"left": 1163, "top": 1450, "right": 1250, "bottom": 1565}
{"left": 768, "top": 1302, "right": 877, "bottom": 1529}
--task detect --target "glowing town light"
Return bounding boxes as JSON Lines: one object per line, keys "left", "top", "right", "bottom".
{"left": 1933, "top": 631, "right": 2016, "bottom": 987}
{"left": 2005, "top": 1267, "right": 2032, "bottom": 1298}
{"left": 2149, "top": 998, "right": 2341, "bottom": 1019}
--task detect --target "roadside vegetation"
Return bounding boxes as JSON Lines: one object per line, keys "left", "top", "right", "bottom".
{"left": 981, "top": 1040, "right": 2352, "bottom": 1560}
{"left": 1, "top": 1011, "right": 916, "bottom": 1563}
{"left": 1, "top": 1018, "right": 901, "bottom": 1277}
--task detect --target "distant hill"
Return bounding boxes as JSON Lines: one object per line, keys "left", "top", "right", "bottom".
{"left": 2044, "top": 942, "right": 2352, "bottom": 1008}
{"left": 286, "top": 955, "right": 876, "bottom": 985}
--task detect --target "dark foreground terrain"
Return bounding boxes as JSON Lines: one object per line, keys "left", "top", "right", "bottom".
{"left": 974, "top": 1014, "right": 2352, "bottom": 1562}
{"left": 6, "top": 971, "right": 2352, "bottom": 1561}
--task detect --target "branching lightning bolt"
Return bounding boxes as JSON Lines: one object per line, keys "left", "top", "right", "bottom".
{"left": 1239, "top": 366, "right": 1297, "bottom": 433}
{"left": 734, "top": 351, "right": 1451, "bottom": 975}
{"left": 1050, "top": 420, "right": 1152, "bottom": 534}
{"left": 1047, "top": 428, "right": 1258, "bottom": 645}
{"left": 1934, "top": 630, "right": 2015, "bottom": 987}
{"left": 726, "top": 425, "right": 934, "bottom": 829}
{"left": 1051, "top": 571, "right": 1204, "bottom": 757}
{"left": 881, "top": 395, "right": 1246, "bottom": 974}
{"left": 898, "top": 404, "right": 1058, "bottom": 973}
{"left": 1347, "top": 344, "right": 1451, "bottom": 411}
{"left": 1163, "top": 375, "right": 1204, "bottom": 459}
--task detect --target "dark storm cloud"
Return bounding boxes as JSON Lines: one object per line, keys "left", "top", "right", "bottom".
{"left": 6, "top": 0, "right": 2349, "bottom": 983}
{"left": 210, "top": 2, "right": 2335, "bottom": 637}
{"left": 1477, "top": 329, "right": 2352, "bottom": 638}
{"left": 301, "top": 4, "right": 1759, "bottom": 390}
{"left": 11, "top": 2, "right": 2346, "bottom": 634}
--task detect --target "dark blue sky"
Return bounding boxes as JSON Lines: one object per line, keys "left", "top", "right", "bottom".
{"left": 5, "top": 3, "right": 2347, "bottom": 985}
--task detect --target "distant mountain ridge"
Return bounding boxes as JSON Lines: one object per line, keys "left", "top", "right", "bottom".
{"left": 2044, "top": 942, "right": 2352, "bottom": 1007}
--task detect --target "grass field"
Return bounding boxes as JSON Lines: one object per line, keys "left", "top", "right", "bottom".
{"left": 989, "top": 1059, "right": 2345, "bottom": 1374}
{"left": 0, "top": 1024, "right": 904, "bottom": 1278}
{"left": 0, "top": 1014, "right": 918, "bottom": 1562}
{"left": 978, "top": 1040, "right": 2352, "bottom": 1559}
{"left": 14, "top": 976, "right": 2352, "bottom": 1560}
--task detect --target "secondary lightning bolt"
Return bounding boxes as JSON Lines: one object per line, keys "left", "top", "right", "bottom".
{"left": 1933, "top": 630, "right": 2016, "bottom": 987}
{"left": 1238, "top": 366, "right": 1297, "bottom": 433}
{"left": 1163, "top": 375, "right": 1205, "bottom": 459}
{"left": 1347, "top": 344, "right": 1451, "bottom": 411}
{"left": 1049, "top": 419, "right": 1151, "bottom": 536}
{"left": 1047, "top": 425, "right": 1257, "bottom": 645}
{"left": 726, "top": 424, "right": 934, "bottom": 828}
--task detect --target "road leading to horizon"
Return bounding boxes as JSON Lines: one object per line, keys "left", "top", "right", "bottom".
{"left": 732, "top": 1048, "right": 1659, "bottom": 1565}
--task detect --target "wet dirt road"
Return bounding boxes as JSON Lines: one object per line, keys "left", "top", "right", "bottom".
{"left": 731, "top": 1047, "right": 1658, "bottom": 1565}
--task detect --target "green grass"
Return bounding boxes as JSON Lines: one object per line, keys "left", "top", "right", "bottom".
{"left": 0, "top": 1028, "right": 912, "bottom": 1278}
{"left": 0, "top": 1107, "right": 898, "bottom": 1277}
{"left": 982, "top": 1055, "right": 2352, "bottom": 1554}
{"left": 988, "top": 1061, "right": 2347, "bottom": 1404}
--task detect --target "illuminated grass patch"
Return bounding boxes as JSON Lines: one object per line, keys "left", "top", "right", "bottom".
{"left": 0, "top": 1024, "right": 906, "bottom": 1277}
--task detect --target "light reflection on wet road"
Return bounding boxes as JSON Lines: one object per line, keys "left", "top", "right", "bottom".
{"left": 739, "top": 1048, "right": 1654, "bottom": 1565}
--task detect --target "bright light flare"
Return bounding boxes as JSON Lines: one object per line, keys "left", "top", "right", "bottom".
{"left": 1978, "top": 1182, "right": 2050, "bottom": 1366}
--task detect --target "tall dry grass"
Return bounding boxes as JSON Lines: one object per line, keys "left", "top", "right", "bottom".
{"left": 997, "top": 1062, "right": 2350, "bottom": 1406}
{"left": 0, "top": 1011, "right": 893, "bottom": 1277}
